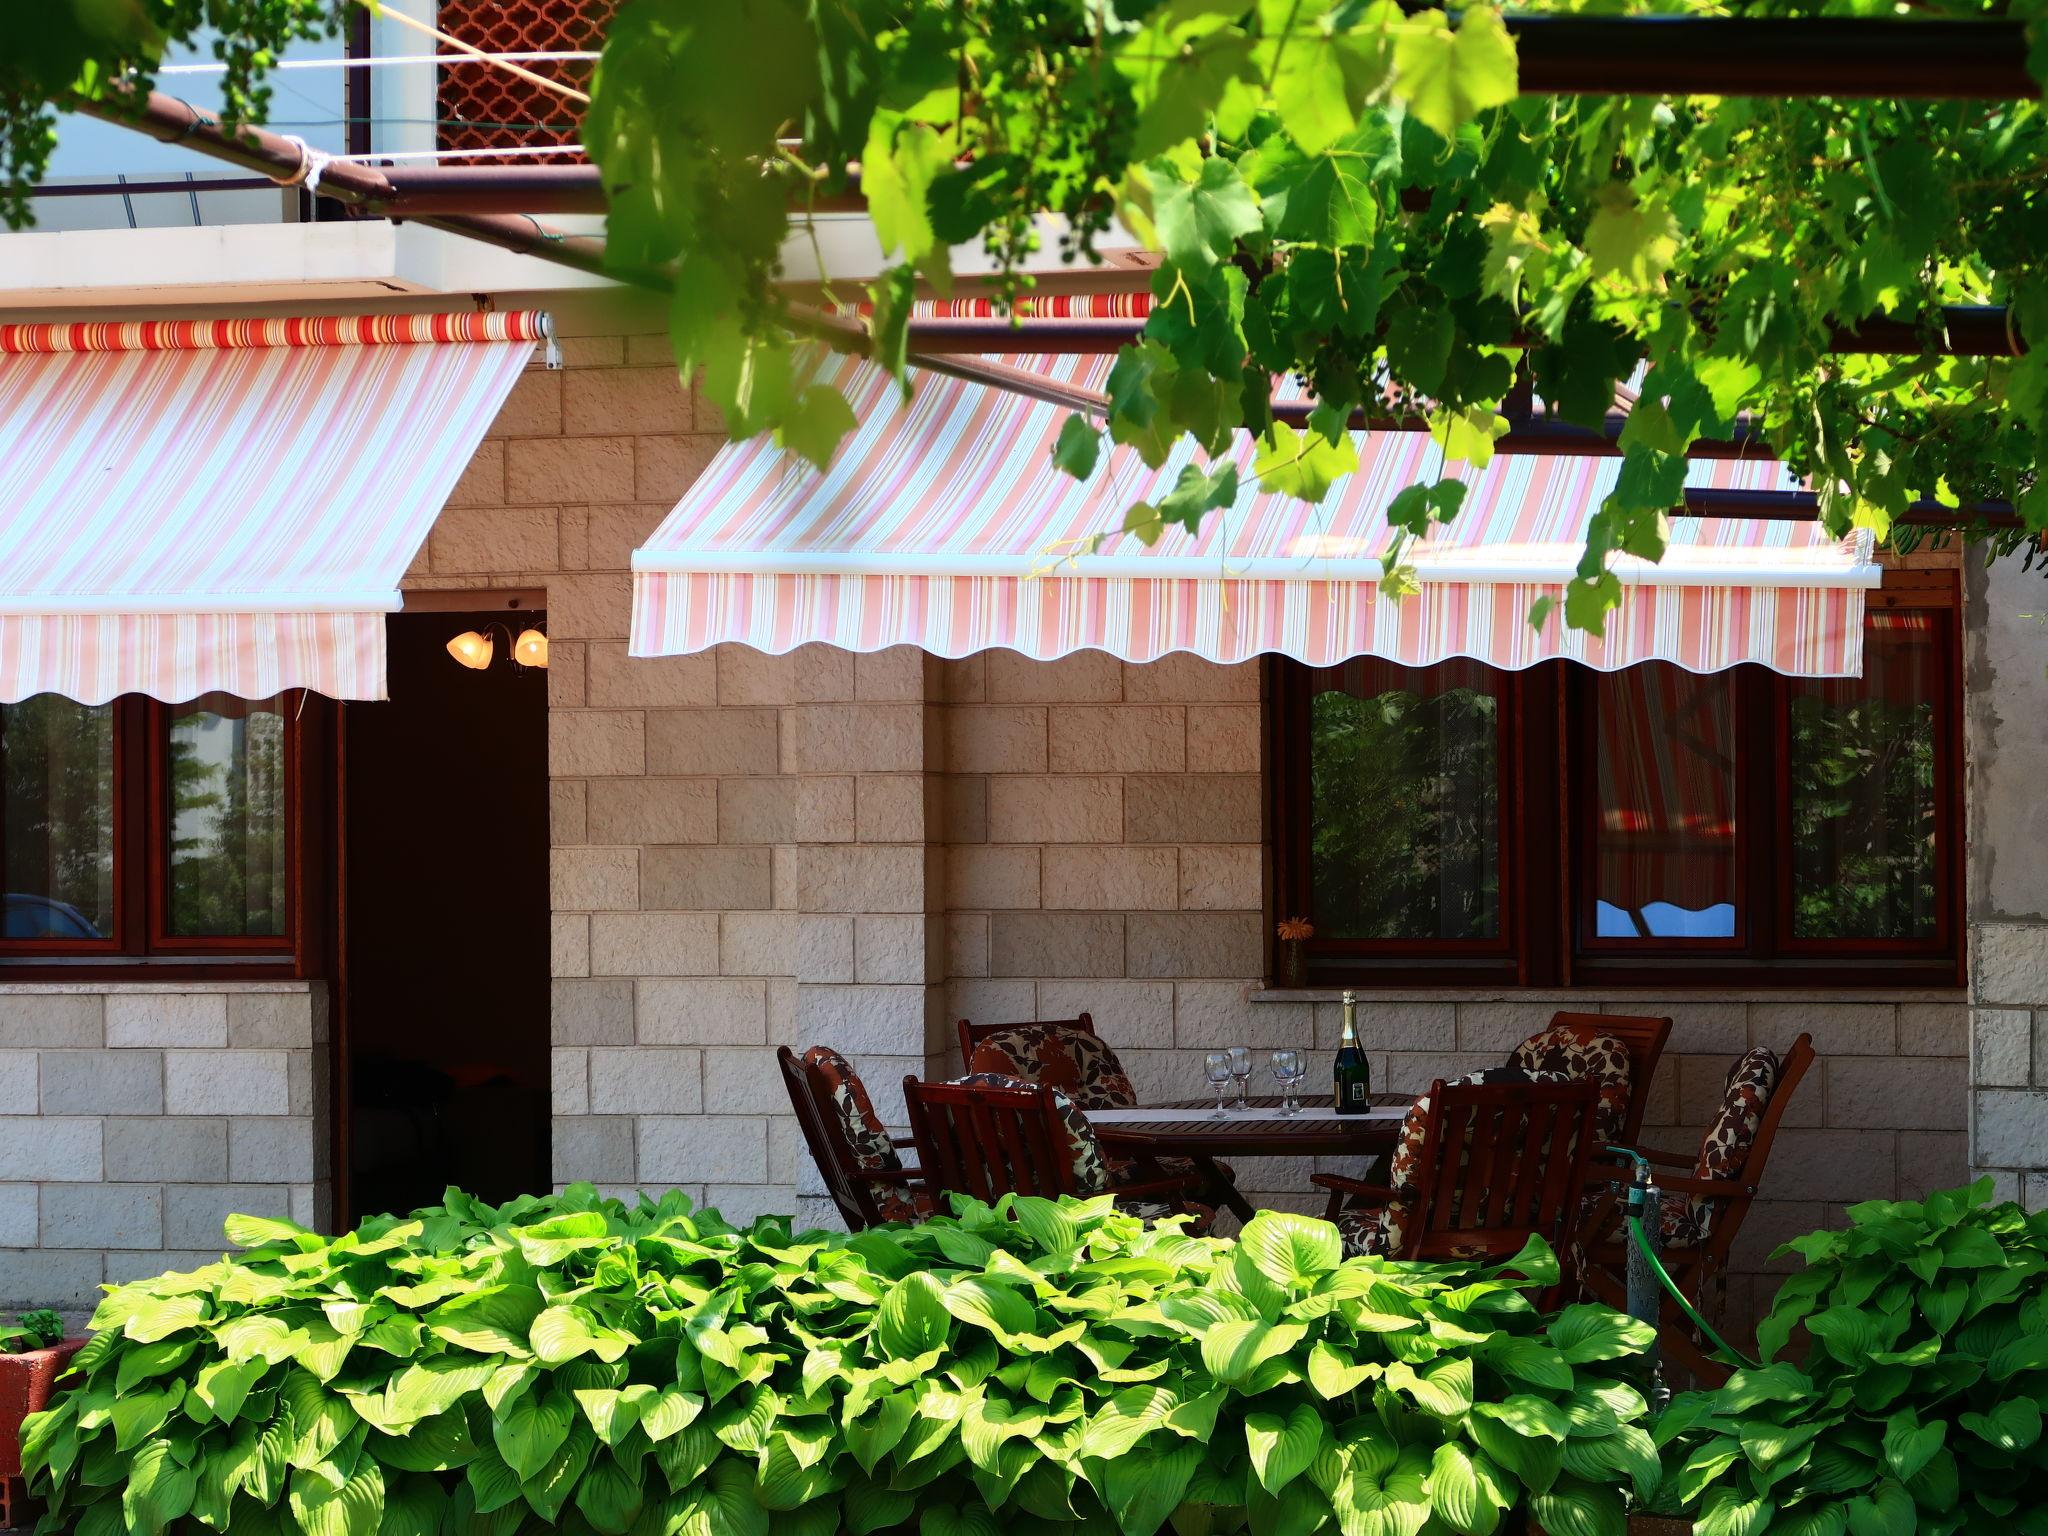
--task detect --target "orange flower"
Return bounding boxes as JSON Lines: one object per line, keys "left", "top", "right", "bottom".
{"left": 1276, "top": 918, "right": 1314, "bottom": 941}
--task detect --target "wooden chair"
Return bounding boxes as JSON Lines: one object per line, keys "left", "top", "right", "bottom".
{"left": 956, "top": 1012, "right": 1098, "bottom": 1065}
{"left": 1575, "top": 1034, "right": 1816, "bottom": 1385}
{"left": 1311, "top": 1076, "right": 1603, "bottom": 1298}
{"left": 1521, "top": 1011, "right": 1673, "bottom": 1145}
{"left": 776, "top": 1046, "right": 925, "bottom": 1231}
{"left": 903, "top": 1075, "right": 1205, "bottom": 1220}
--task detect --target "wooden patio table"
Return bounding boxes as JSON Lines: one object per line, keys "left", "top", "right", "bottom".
{"left": 1091, "top": 1093, "right": 1412, "bottom": 1222}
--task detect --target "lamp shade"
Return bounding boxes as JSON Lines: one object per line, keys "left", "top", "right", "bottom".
{"left": 513, "top": 628, "right": 549, "bottom": 668}
{"left": 446, "top": 630, "right": 493, "bottom": 669}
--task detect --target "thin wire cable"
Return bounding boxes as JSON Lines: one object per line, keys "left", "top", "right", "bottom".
{"left": 331, "top": 143, "right": 587, "bottom": 162}
{"left": 157, "top": 51, "right": 599, "bottom": 74}
{"left": 356, "top": 2, "right": 592, "bottom": 106}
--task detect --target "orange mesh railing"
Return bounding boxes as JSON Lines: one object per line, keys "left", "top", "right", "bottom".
{"left": 434, "top": 0, "right": 613, "bottom": 159}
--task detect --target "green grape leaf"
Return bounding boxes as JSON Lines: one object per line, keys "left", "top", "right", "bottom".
{"left": 1391, "top": 6, "right": 1519, "bottom": 142}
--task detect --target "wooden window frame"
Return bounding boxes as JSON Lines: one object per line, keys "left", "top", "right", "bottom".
{"left": 1265, "top": 574, "right": 1964, "bottom": 991}
{"left": 0, "top": 692, "right": 332, "bottom": 979}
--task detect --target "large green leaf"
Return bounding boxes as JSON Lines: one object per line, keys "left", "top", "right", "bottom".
{"left": 1428, "top": 1442, "right": 1509, "bottom": 1536}
{"left": 425, "top": 1286, "right": 543, "bottom": 1356}
{"left": 1881, "top": 1410, "right": 1945, "bottom": 1482}
{"left": 1531, "top": 1479, "right": 1625, "bottom": 1536}
{"left": 1698, "top": 1489, "right": 1776, "bottom": 1536}
{"left": 1546, "top": 1306, "right": 1655, "bottom": 1365}
{"left": 1200, "top": 1321, "right": 1307, "bottom": 1385}
{"left": 1389, "top": 5, "right": 1518, "bottom": 142}
{"left": 1246, "top": 1403, "right": 1326, "bottom": 1494}
{"left": 675, "top": 1460, "right": 770, "bottom": 1536}
{"left": 1101, "top": 1439, "right": 1201, "bottom": 1536}
{"left": 942, "top": 1278, "right": 1037, "bottom": 1341}
{"left": 123, "top": 1439, "right": 198, "bottom": 1536}
{"left": 290, "top": 1461, "right": 386, "bottom": 1536}
{"left": 878, "top": 1272, "right": 951, "bottom": 1360}
{"left": 1385, "top": 1356, "right": 1472, "bottom": 1416}
{"left": 530, "top": 1305, "right": 635, "bottom": 1365}
{"left": 573, "top": 1450, "right": 645, "bottom": 1535}
{"left": 1239, "top": 1212, "right": 1343, "bottom": 1290}
{"left": 191, "top": 1358, "right": 267, "bottom": 1426}
{"left": 494, "top": 1384, "right": 576, "bottom": 1481}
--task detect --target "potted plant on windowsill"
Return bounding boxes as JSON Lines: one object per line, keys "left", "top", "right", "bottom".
{"left": 0, "top": 1311, "right": 79, "bottom": 1528}
{"left": 1276, "top": 917, "right": 1314, "bottom": 988}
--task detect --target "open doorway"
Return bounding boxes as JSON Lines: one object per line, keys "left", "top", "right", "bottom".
{"left": 340, "top": 608, "right": 550, "bottom": 1221}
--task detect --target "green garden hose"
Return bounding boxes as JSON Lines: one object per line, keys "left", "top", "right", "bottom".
{"left": 1604, "top": 1144, "right": 1762, "bottom": 1374}
{"left": 1624, "top": 1213, "right": 1760, "bottom": 1372}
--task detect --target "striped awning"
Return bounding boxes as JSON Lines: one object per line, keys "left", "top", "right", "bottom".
{"left": 0, "top": 311, "right": 546, "bottom": 705}
{"left": 631, "top": 352, "right": 1879, "bottom": 677}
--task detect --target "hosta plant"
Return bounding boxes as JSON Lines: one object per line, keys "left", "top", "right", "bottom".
{"left": 26, "top": 1186, "right": 1661, "bottom": 1536}
{"left": 1658, "top": 1178, "right": 2048, "bottom": 1536}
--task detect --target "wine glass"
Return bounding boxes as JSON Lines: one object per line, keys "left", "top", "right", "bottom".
{"left": 1227, "top": 1045, "right": 1253, "bottom": 1110}
{"left": 1203, "top": 1051, "right": 1234, "bottom": 1118}
{"left": 1271, "top": 1049, "right": 1305, "bottom": 1115}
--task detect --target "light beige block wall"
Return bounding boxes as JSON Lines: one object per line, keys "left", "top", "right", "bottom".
{"left": 411, "top": 299, "right": 1967, "bottom": 1335}
{"left": 0, "top": 982, "right": 329, "bottom": 1308}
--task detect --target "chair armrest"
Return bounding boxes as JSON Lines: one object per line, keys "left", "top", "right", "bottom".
{"left": 1311, "top": 1174, "right": 1397, "bottom": 1201}
{"left": 1647, "top": 1173, "right": 1756, "bottom": 1199}
{"left": 1636, "top": 1146, "right": 1696, "bottom": 1168}
{"left": 1113, "top": 1173, "right": 1204, "bottom": 1200}
{"left": 890, "top": 1135, "right": 918, "bottom": 1147}
{"left": 848, "top": 1166, "right": 923, "bottom": 1184}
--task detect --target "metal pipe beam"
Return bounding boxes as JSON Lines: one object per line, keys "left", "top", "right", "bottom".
{"left": 63, "top": 88, "right": 617, "bottom": 280}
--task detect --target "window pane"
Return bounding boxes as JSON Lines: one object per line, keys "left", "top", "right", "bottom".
{"left": 1307, "top": 659, "right": 1502, "bottom": 941}
{"left": 1788, "top": 615, "right": 1941, "bottom": 940}
{"left": 1593, "top": 667, "right": 1739, "bottom": 940}
{"left": 0, "top": 697, "right": 117, "bottom": 941}
{"left": 167, "top": 693, "right": 288, "bottom": 938}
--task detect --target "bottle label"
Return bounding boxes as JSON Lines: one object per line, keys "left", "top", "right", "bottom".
{"left": 1346, "top": 1081, "right": 1365, "bottom": 1103}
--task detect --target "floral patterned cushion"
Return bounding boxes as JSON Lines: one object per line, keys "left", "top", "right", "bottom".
{"left": 802, "top": 1046, "right": 919, "bottom": 1224}
{"left": 966, "top": 1025, "right": 1137, "bottom": 1110}
{"left": 952, "top": 1071, "right": 1115, "bottom": 1196}
{"left": 1667, "top": 1046, "right": 1781, "bottom": 1247}
{"left": 1340, "top": 1066, "right": 1575, "bottom": 1259}
{"left": 1510, "top": 1026, "right": 1634, "bottom": 1146}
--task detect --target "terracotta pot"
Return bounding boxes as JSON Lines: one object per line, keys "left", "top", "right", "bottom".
{"left": 0, "top": 1339, "right": 84, "bottom": 1528}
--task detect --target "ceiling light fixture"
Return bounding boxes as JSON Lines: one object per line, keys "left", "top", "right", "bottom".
{"left": 445, "top": 630, "right": 494, "bottom": 669}
{"left": 443, "top": 621, "right": 548, "bottom": 673}
{"left": 513, "top": 628, "right": 550, "bottom": 668}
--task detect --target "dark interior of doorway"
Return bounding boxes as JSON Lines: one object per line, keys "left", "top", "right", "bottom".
{"left": 340, "top": 609, "right": 550, "bottom": 1222}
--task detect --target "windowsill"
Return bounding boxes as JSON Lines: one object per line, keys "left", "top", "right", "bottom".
{"left": 0, "top": 972, "right": 309, "bottom": 993}
{"left": 1251, "top": 985, "right": 1967, "bottom": 1004}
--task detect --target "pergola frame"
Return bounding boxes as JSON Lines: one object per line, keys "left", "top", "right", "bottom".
{"left": 61, "top": 18, "right": 2043, "bottom": 529}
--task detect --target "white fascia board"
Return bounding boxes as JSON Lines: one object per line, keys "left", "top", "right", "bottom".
{"left": 0, "top": 220, "right": 420, "bottom": 308}
{"left": 0, "top": 211, "right": 1147, "bottom": 309}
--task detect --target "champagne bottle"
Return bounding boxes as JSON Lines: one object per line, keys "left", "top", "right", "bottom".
{"left": 1334, "top": 990, "right": 1372, "bottom": 1114}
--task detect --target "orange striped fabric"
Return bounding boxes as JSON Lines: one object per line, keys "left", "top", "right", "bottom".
{"left": 631, "top": 351, "right": 1878, "bottom": 678}
{"left": 0, "top": 310, "right": 546, "bottom": 705}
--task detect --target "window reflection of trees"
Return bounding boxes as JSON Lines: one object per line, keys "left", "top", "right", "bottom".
{"left": 0, "top": 696, "right": 115, "bottom": 938}
{"left": 1789, "top": 694, "right": 1937, "bottom": 940}
{"left": 167, "top": 695, "right": 286, "bottom": 938}
{"left": 1308, "top": 678, "right": 1501, "bottom": 942}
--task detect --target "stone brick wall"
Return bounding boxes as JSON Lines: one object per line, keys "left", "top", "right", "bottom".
{"left": 413, "top": 298, "right": 1966, "bottom": 1334}
{"left": 934, "top": 647, "right": 1966, "bottom": 1326}
{"left": 410, "top": 306, "right": 944, "bottom": 1226}
{"left": 0, "top": 983, "right": 328, "bottom": 1308}
{"left": 1965, "top": 550, "right": 2048, "bottom": 1205}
